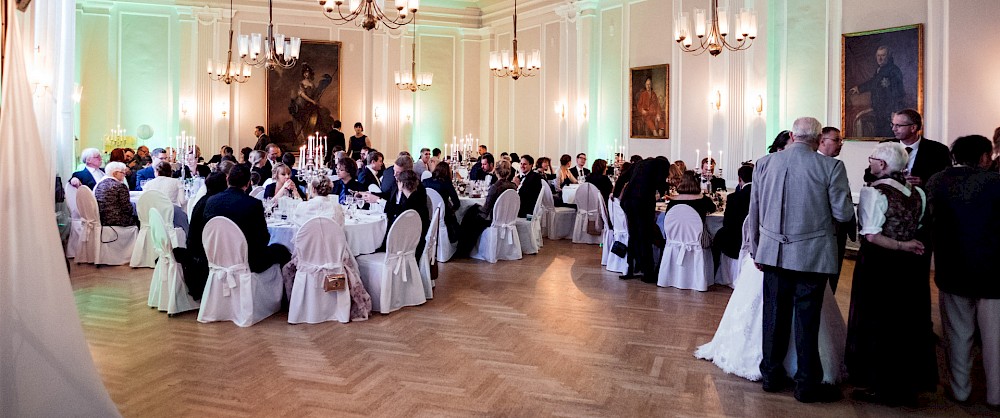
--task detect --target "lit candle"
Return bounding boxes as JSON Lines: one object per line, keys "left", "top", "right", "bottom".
{"left": 299, "top": 145, "right": 306, "bottom": 169}
{"left": 696, "top": 149, "right": 700, "bottom": 164}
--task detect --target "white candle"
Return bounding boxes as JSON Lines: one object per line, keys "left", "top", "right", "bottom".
{"left": 696, "top": 149, "right": 700, "bottom": 164}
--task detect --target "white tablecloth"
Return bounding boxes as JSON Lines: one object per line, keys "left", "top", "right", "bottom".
{"left": 655, "top": 209, "right": 725, "bottom": 237}
{"left": 456, "top": 197, "right": 485, "bottom": 223}
{"left": 128, "top": 191, "right": 189, "bottom": 233}
{"left": 561, "top": 184, "right": 579, "bottom": 204}
{"left": 267, "top": 211, "right": 387, "bottom": 256}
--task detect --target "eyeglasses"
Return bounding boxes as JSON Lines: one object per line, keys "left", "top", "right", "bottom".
{"left": 868, "top": 157, "right": 885, "bottom": 163}
{"left": 891, "top": 123, "right": 915, "bottom": 129}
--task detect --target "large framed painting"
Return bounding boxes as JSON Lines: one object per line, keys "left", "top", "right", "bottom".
{"left": 630, "top": 64, "right": 669, "bottom": 139}
{"left": 842, "top": 24, "right": 923, "bottom": 141}
{"left": 266, "top": 40, "right": 341, "bottom": 150}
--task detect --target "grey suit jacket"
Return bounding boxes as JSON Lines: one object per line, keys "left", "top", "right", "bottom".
{"left": 747, "top": 142, "right": 854, "bottom": 274}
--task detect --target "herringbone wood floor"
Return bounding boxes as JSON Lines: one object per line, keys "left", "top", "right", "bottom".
{"left": 69, "top": 241, "right": 992, "bottom": 417}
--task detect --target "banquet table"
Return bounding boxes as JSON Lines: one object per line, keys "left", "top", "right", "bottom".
{"left": 267, "top": 210, "right": 387, "bottom": 255}
{"left": 561, "top": 184, "right": 579, "bottom": 205}
{"left": 455, "top": 197, "right": 485, "bottom": 223}
{"left": 655, "top": 206, "right": 725, "bottom": 238}
{"left": 129, "top": 191, "right": 190, "bottom": 233}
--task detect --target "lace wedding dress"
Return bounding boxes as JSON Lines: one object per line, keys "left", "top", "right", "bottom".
{"left": 694, "top": 249, "right": 848, "bottom": 383}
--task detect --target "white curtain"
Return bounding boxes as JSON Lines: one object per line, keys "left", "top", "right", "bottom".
{"left": 0, "top": 6, "right": 120, "bottom": 417}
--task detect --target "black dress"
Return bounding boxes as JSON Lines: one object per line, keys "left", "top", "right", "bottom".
{"left": 665, "top": 195, "right": 716, "bottom": 219}
{"left": 348, "top": 135, "right": 368, "bottom": 160}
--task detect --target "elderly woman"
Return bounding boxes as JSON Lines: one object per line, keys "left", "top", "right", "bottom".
{"left": 264, "top": 163, "right": 306, "bottom": 200}
{"left": 665, "top": 170, "right": 716, "bottom": 219}
{"left": 292, "top": 176, "right": 344, "bottom": 227}
{"left": 456, "top": 161, "right": 516, "bottom": 258}
{"left": 846, "top": 142, "right": 937, "bottom": 406}
{"left": 94, "top": 162, "right": 138, "bottom": 227}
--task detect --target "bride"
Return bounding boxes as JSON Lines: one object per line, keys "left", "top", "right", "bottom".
{"left": 695, "top": 221, "right": 847, "bottom": 383}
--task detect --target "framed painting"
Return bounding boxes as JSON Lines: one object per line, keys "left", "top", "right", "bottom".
{"left": 842, "top": 24, "right": 923, "bottom": 141}
{"left": 266, "top": 40, "right": 341, "bottom": 150}
{"left": 630, "top": 64, "right": 669, "bottom": 139}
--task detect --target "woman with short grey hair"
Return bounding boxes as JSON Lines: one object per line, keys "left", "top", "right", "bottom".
{"left": 94, "top": 162, "right": 138, "bottom": 227}
{"left": 846, "top": 141, "right": 937, "bottom": 406}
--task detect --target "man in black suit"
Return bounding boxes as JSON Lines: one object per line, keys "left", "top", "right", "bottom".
{"left": 713, "top": 164, "right": 753, "bottom": 264}
{"left": 516, "top": 155, "right": 542, "bottom": 218}
{"left": 358, "top": 151, "right": 384, "bottom": 191}
{"left": 467, "top": 145, "right": 488, "bottom": 180}
{"left": 202, "top": 165, "right": 290, "bottom": 273}
{"left": 325, "top": 120, "right": 346, "bottom": 167}
{"left": 863, "top": 109, "right": 951, "bottom": 187}
{"left": 476, "top": 153, "right": 497, "bottom": 185}
{"left": 252, "top": 126, "right": 269, "bottom": 151}
{"left": 569, "top": 153, "right": 590, "bottom": 179}
{"left": 69, "top": 148, "right": 105, "bottom": 190}
{"left": 134, "top": 147, "right": 167, "bottom": 190}
{"left": 620, "top": 157, "right": 671, "bottom": 281}
{"left": 362, "top": 154, "right": 413, "bottom": 206}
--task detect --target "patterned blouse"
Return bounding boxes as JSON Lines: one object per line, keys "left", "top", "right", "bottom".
{"left": 95, "top": 178, "right": 138, "bottom": 227}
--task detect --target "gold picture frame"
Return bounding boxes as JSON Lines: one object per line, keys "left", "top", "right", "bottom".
{"left": 630, "top": 64, "right": 669, "bottom": 139}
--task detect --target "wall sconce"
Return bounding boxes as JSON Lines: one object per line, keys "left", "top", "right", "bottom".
{"left": 219, "top": 101, "right": 229, "bottom": 119}
{"left": 710, "top": 90, "right": 722, "bottom": 111}
{"left": 373, "top": 105, "right": 382, "bottom": 121}
{"left": 180, "top": 100, "right": 192, "bottom": 117}
{"left": 754, "top": 95, "right": 763, "bottom": 115}
{"left": 578, "top": 101, "right": 588, "bottom": 120}
{"left": 554, "top": 101, "right": 566, "bottom": 119}
{"left": 72, "top": 84, "right": 83, "bottom": 103}
{"left": 404, "top": 111, "right": 412, "bottom": 123}
{"left": 30, "top": 46, "right": 50, "bottom": 97}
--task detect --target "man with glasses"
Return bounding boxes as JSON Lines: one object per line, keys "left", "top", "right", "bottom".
{"left": 818, "top": 127, "right": 844, "bottom": 158}
{"left": 69, "top": 148, "right": 105, "bottom": 189}
{"left": 818, "top": 126, "right": 854, "bottom": 291}
{"left": 864, "top": 108, "right": 950, "bottom": 187}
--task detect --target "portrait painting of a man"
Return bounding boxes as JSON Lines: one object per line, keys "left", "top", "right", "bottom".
{"left": 630, "top": 65, "right": 669, "bottom": 139}
{"left": 842, "top": 24, "right": 922, "bottom": 140}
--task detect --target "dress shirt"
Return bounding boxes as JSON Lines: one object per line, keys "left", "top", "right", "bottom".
{"left": 88, "top": 166, "right": 106, "bottom": 183}
{"left": 903, "top": 138, "right": 921, "bottom": 172}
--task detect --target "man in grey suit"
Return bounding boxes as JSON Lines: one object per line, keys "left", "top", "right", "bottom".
{"left": 747, "top": 117, "right": 854, "bottom": 403}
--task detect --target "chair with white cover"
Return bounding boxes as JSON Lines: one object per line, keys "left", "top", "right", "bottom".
{"left": 715, "top": 218, "right": 753, "bottom": 288}
{"left": 417, "top": 204, "right": 440, "bottom": 298}
{"left": 420, "top": 170, "right": 432, "bottom": 181}
{"left": 187, "top": 183, "right": 207, "bottom": 221}
{"left": 356, "top": 210, "right": 427, "bottom": 314}
{"left": 471, "top": 189, "right": 522, "bottom": 263}
{"left": 543, "top": 183, "right": 575, "bottom": 240}
{"left": 288, "top": 217, "right": 354, "bottom": 324}
{"left": 73, "top": 185, "right": 139, "bottom": 265}
{"left": 425, "top": 188, "right": 457, "bottom": 262}
{"left": 249, "top": 186, "right": 265, "bottom": 199}
{"left": 146, "top": 208, "right": 198, "bottom": 315}
{"left": 131, "top": 190, "right": 186, "bottom": 268}
{"left": 603, "top": 197, "right": 630, "bottom": 274}
{"left": 65, "top": 182, "right": 82, "bottom": 258}
{"left": 656, "top": 205, "right": 714, "bottom": 291}
{"left": 571, "top": 183, "right": 605, "bottom": 245}
{"left": 514, "top": 179, "right": 546, "bottom": 255}
{"left": 198, "top": 216, "right": 283, "bottom": 327}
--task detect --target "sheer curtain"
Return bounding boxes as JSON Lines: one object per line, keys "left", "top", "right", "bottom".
{"left": 0, "top": 4, "right": 120, "bottom": 416}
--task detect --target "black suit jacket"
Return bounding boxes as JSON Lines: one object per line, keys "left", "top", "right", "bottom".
{"left": 325, "top": 129, "right": 346, "bottom": 166}
{"left": 383, "top": 186, "right": 430, "bottom": 256}
{"left": 518, "top": 171, "right": 543, "bottom": 218}
{"left": 358, "top": 166, "right": 381, "bottom": 191}
{"left": 134, "top": 166, "right": 155, "bottom": 190}
{"left": 863, "top": 137, "right": 951, "bottom": 184}
{"left": 253, "top": 134, "right": 269, "bottom": 151}
{"left": 203, "top": 187, "right": 275, "bottom": 273}
{"left": 174, "top": 164, "right": 210, "bottom": 179}
{"left": 71, "top": 168, "right": 100, "bottom": 190}
{"left": 570, "top": 166, "right": 591, "bottom": 179}
{"left": 715, "top": 184, "right": 751, "bottom": 259}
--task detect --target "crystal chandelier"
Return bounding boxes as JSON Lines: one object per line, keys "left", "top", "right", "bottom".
{"left": 208, "top": 0, "right": 251, "bottom": 84}
{"left": 395, "top": 20, "right": 432, "bottom": 92}
{"left": 318, "top": 0, "right": 420, "bottom": 31}
{"left": 239, "top": 0, "right": 301, "bottom": 70}
{"left": 675, "top": 0, "right": 757, "bottom": 56}
{"left": 488, "top": 0, "right": 540, "bottom": 80}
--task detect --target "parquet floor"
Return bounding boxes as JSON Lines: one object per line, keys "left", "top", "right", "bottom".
{"left": 69, "top": 240, "right": 995, "bottom": 417}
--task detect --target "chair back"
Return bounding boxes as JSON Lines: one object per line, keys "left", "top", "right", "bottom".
{"left": 137, "top": 190, "right": 174, "bottom": 227}
{"left": 294, "top": 217, "right": 349, "bottom": 269}
{"left": 76, "top": 185, "right": 100, "bottom": 224}
{"left": 65, "top": 181, "right": 80, "bottom": 218}
{"left": 424, "top": 203, "right": 440, "bottom": 264}
{"left": 420, "top": 170, "right": 432, "bottom": 181}
{"left": 532, "top": 178, "right": 548, "bottom": 217}
{"left": 386, "top": 210, "right": 422, "bottom": 255}
{"left": 249, "top": 186, "right": 265, "bottom": 199}
{"left": 426, "top": 187, "right": 445, "bottom": 215}
{"left": 539, "top": 179, "right": 556, "bottom": 211}
{"left": 610, "top": 198, "right": 628, "bottom": 232}
{"left": 575, "top": 183, "right": 603, "bottom": 222}
{"left": 662, "top": 204, "right": 704, "bottom": 245}
{"left": 148, "top": 208, "right": 172, "bottom": 256}
{"left": 491, "top": 189, "right": 520, "bottom": 227}
{"left": 203, "top": 216, "right": 249, "bottom": 268}
{"left": 187, "top": 183, "right": 207, "bottom": 219}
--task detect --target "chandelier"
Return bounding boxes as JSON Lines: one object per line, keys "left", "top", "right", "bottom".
{"left": 488, "top": 0, "right": 540, "bottom": 80}
{"left": 675, "top": 0, "right": 757, "bottom": 56}
{"left": 208, "top": 0, "right": 251, "bottom": 84}
{"left": 238, "top": 0, "right": 301, "bottom": 69}
{"left": 395, "top": 20, "right": 432, "bottom": 92}
{"left": 318, "top": 0, "right": 420, "bottom": 31}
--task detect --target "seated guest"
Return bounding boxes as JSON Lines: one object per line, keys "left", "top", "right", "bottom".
{"left": 768, "top": 130, "right": 791, "bottom": 153}
{"left": 429, "top": 148, "right": 442, "bottom": 172}
{"left": 700, "top": 157, "right": 727, "bottom": 192}
{"left": 123, "top": 148, "right": 137, "bottom": 172}
{"left": 422, "top": 161, "right": 461, "bottom": 243}
{"left": 478, "top": 153, "right": 497, "bottom": 186}
{"left": 264, "top": 143, "right": 282, "bottom": 171}
{"left": 358, "top": 151, "right": 384, "bottom": 191}
{"left": 134, "top": 147, "right": 167, "bottom": 190}
{"left": 293, "top": 176, "right": 344, "bottom": 227}
{"left": 535, "top": 157, "right": 556, "bottom": 181}
{"left": 249, "top": 150, "right": 270, "bottom": 186}
{"left": 214, "top": 160, "right": 236, "bottom": 176}
{"left": 585, "top": 159, "right": 613, "bottom": 203}
{"left": 383, "top": 170, "right": 430, "bottom": 256}
{"left": 557, "top": 154, "right": 578, "bottom": 188}
{"left": 94, "top": 162, "right": 138, "bottom": 227}
{"left": 379, "top": 152, "right": 412, "bottom": 195}
{"left": 517, "top": 155, "right": 543, "bottom": 218}
{"left": 143, "top": 161, "right": 186, "bottom": 207}
{"left": 174, "top": 151, "right": 210, "bottom": 178}
{"left": 239, "top": 147, "right": 253, "bottom": 168}
{"left": 612, "top": 162, "right": 634, "bottom": 200}
{"left": 665, "top": 170, "right": 716, "bottom": 219}
{"left": 667, "top": 163, "right": 684, "bottom": 192}
{"left": 108, "top": 148, "right": 137, "bottom": 190}
{"left": 263, "top": 163, "right": 306, "bottom": 200}
{"left": 570, "top": 153, "right": 590, "bottom": 179}
{"left": 674, "top": 160, "right": 687, "bottom": 172}
{"left": 132, "top": 145, "right": 152, "bottom": 169}
{"left": 456, "top": 161, "right": 516, "bottom": 257}
{"left": 207, "top": 145, "right": 232, "bottom": 165}
{"left": 203, "top": 165, "right": 291, "bottom": 273}
{"left": 281, "top": 153, "right": 307, "bottom": 194}
{"left": 69, "top": 148, "right": 105, "bottom": 190}
{"left": 332, "top": 157, "right": 367, "bottom": 204}
{"left": 713, "top": 164, "right": 753, "bottom": 262}
{"left": 413, "top": 147, "right": 431, "bottom": 177}
{"left": 175, "top": 171, "right": 228, "bottom": 300}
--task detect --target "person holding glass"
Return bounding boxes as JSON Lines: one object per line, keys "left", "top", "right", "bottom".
{"left": 263, "top": 163, "right": 306, "bottom": 200}
{"left": 332, "top": 157, "right": 367, "bottom": 205}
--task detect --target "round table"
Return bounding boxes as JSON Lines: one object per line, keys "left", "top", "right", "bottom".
{"left": 267, "top": 210, "right": 387, "bottom": 256}
{"left": 456, "top": 197, "right": 485, "bottom": 223}
{"left": 655, "top": 209, "right": 725, "bottom": 237}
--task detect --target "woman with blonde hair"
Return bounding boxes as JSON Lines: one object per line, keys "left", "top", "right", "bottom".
{"left": 293, "top": 176, "right": 344, "bottom": 227}
{"left": 263, "top": 163, "right": 306, "bottom": 200}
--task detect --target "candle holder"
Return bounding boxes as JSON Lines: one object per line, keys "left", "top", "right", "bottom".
{"left": 296, "top": 161, "right": 332, "bottom": 199}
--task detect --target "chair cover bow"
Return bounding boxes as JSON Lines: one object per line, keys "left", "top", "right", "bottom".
{"left": 298, "top": 261, "right": 345, "bottom": 289}
{"left": 664, "top": 240, "right": 700, "bottom": 266}
{"left": 498, "top": 222, "right": 517, "bottom": 244}
{"left": 208, "top": 263, "right": 250, "bottom": 297}
{"left": 388, "top": 250, "right": 416, "bottom": 282}
{"left": 79, "top": 219, "right": 99, "bottom": 243}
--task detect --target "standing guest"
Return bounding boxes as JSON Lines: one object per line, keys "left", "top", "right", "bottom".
{"left": 134, "top": 147, "right": 167, "bottom": 191}
{"left": 620, "top": 157, "right": 671, "bottom": 281}
{"left": 769, "top": 130, "right": 791, "bottom": 153}
{"left": 358, "top": 151, "right": 384, "bottom": 191}
{"left": 414, "top": 148, "right": 431, "bottom": 177}
{"left": 293, "top": 176, "right": 345, "bottom": 227}
{"left": 713, "top": 164, "right": 753, "bottom": 262}
{"left": 926, "top": 135, "right": 1000, "bottom": 409}
{"left": 517, "top": 155, "right": 543, "bottom": 218}
{"left": 468, "top": 145, "right": 489, "bottom": 180}
{"left": 93, "top": 162, "right": 137, "bottom": 227}
{"left": 585, "top": 159, "right": 613, "bottom": 203}
{"left": 818, "top": 127, "right": 844, "bottom": 158}
{"left": 863, "top": 108, "right": 950, "bottom": 187}
{"left": 263, "top": 163, "right": 306, "bottom": 200}
{"left": 535, "top": 157, "right": 556, "bottom": 181}
{"left": 456, "top": 161, "right": 516, "bottom": 258}
{"left": 332, "top": 158, "right": 366, "bottom": 204}
{"left": 143, "top": 161, "right": 186, "bottom": 207}
{"left": 325, "top": 120, "right": 346, "bottom": 167}
{"left": 570, "top": 153, "right": 590, "bottom": 179}
{"left": 249, "top": 150, "right": 270, "bottom": 186}
{"left": 174, "top": 151, "right": 210, "bottom": 179}
{"left": 252, "top": 125, "right": 269, "bottom": 151}
{"left": 674, "top": 160, "right": 688, "bottom": 173}
{"left": 665, "top": 171, "right": 716, "bottom": 219}
{"left": 747, "top": 116, "right": 853, "bottom": 403}
{"left": 346, "top": 122, "right": 370, "bottom": 161}
{"left": 423, "top": 161, "right": 461, "bottom": 243}
{"left": 382, "top": 170, "right": 430, "bottom": 256}
{"left": 557, "top": 154, "right": 578, "bottom": 188}
{"left": 611, "top": 162, "right": 634, "bottom": 200}
{"left": 69, "top": 148, "right": 105, "bottom": 190}
{"left": 819, "top": 126, "right": 856, "bottom": 291}
{"left": 204, "top": 165, "right": 291, "bottom": 273}
{"left": 700, "top": 157, "right": 727, "bottom": 192}
{"left": 133, "top": 145, "right": 152, "bottom": 169}
{"left": 846, "top": 142, "right": 937, "bottom": 406}
{"left": 175, "top": 171, "right": 229, "bottom": 300}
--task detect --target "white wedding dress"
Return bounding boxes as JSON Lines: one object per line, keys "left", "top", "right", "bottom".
{"left": 694, "top": 247, "right": 848, "bottom": 383}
